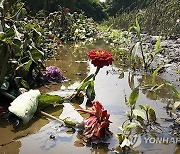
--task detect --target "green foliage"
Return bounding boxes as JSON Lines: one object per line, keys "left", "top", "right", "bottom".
{"left": 105, "top": 0, "right": 179, "bottom": 36}
{"left": 128, "top": 87, "right": 139, "bottom": 109}
{"left": 76, "top": 74, "right": 95, "bottom": 101}
{"left": 129, "top": 19, "right": 164, "bottom": 70}
{"left": 23, "top": 0, "right": 107, "bottom": 21}
{"left": 130, "top": 42, "right": 140, "bottom": 69}
{"left": 0, "top": 43, "right": 9, "bottom": 88}
{"left": 0, "top": 1, "right": 98, "bottom": 91}
{"left": 168, "top": 83, "right": 180, "bottom": 99}
{"left": 118, "top": 85, "right": 158, "bottom": 148}
{"left": 38, "top": 93, "right": 64, "bottom": 110}
{"left": 152, "top": 66, "right": 162, "bottom": 85}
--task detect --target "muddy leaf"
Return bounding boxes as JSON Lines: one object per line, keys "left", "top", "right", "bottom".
{"left": 38, "top": 94, "right": 64, "bottom": 110}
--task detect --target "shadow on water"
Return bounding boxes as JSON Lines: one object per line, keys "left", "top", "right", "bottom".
{"left": 0, "top": 40, "right": 179, "bottom": 154}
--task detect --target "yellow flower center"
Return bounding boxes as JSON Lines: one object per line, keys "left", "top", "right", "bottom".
{"left": 96, "top": 50, "right": 105, "bottom": 56}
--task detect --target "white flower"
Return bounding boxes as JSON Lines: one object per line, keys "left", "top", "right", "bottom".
{"left": 8, "top": 90, "right": 41, "bottom": 124}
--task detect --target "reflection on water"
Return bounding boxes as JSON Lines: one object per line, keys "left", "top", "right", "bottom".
{"left": 0, "top": 40, "right": 179, "bottom": 154}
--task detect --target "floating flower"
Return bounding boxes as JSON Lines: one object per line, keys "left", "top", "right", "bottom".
{"left": 88, "top": 49, "right": 114, "bottom": 68}
{"left": 44, "top": 66, "right": 63, "bottom": 82}
{"left": 77, "top": 101, "right": 112, "bottom": 139}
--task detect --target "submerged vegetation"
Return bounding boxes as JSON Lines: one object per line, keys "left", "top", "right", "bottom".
{"left": 0, "top": 0, "right": 179, "bottom": 153}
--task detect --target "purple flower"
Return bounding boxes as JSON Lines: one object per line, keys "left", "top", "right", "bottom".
{"left": 44, "top": 66, "right": 63, "bottom": 82}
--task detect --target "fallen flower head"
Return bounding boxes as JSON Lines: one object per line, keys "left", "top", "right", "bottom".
{"left": 77, "top": 101, "right": 112, "bottom": 139}
{"left": 44, "top": 66, "right": 63, "bottom": 82}
{"left": 88, "top": 49, "right": 113, "bottom": 68}
{"left": 8, "top": 90, "right": 41, "bottom": 124}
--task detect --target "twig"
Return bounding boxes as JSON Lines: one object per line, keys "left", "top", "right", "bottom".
{"left": 38, "top": 111, "right": 65, "bottom": 125}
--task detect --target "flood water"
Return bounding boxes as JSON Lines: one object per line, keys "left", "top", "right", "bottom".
{"left": 0, "top": 40, "right": 179, "bottom": 154}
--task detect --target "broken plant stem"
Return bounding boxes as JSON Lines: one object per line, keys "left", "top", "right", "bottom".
{"left": 38, "top": 111, "right": 65, "bottom": 125}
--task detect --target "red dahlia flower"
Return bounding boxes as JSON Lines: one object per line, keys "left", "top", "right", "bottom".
{"left": 77, "top": 101, "right": 112, "bottom": 139}
{"left": 88, "top": 50, "right": 113, "bottom": 68}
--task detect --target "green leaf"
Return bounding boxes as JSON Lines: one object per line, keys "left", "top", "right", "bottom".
{"left": 0, "top": 43, "right": 9, "bottom": 87}
{"left": 21, "top": 80, "right": 29, "bottom": 89}
{"left": 139, "top": 104, "right": 146, "bottom": 111}
{"left": 30, "top": 48, "right": 44, "bottom": 61}
{"left": 4, "top": 26, "right": 15, "bottom": 38}
{"left": 129, "top": 87, "right": 139, "bottom": 109}
{"left": 77, "top": 80, "right": 91, "bottom": 92}
{"left": 12, "top": 38, "right": 22, "bottom": 56}
{"left": 0, "top": 32, "right": 5, "bottom": 40}
{"left": 130, "top": 42, "right": 140, "bottom": 68}
{"left": 64, "top": 118, "right": 77, "bottom": 127}
{"left": 117, "top": 134, "right": 125, "bottom": 144}
{"left": 172, "top": 101, "right": 180, "bottom": 113}
{"left": 124, "top": 122, "right": 137, "bottom": 132}
{"left": 82, "top": 74, "right": 94, "bottom": 83}
{"left": 168, "top": 84, "right": 180, "bottom": 99}
{"left": 133, "top": 109, "right": 146, "bottom": 120}
{"left": 0, "top": 0, "right": 4, "bottom": 12}
{"left": 38, "top": 94, "right": 64, "bottom": 110}
{"left": 150, "top": 84, "right": 164, "bottom": 92}
{"left": 135, "top": 18, "right": 141, "bottom": 40}
{"left": 148, "top": 108, "right": 156, "bottom": 122}
{"left": 152, "top": 66, "right": 162, "bottom": 85}
{"left": 119, "top": 72, "right": 124, "bottom": 79}
{"left": 13, "top": 25, "right": 22, "bottom": 40}
{"left": 155, "top": 37, "right": 163, "bottom": 54}
{"left": 120, "top": 137, "right": 131, "bottom": 148}
{"left": 25, "top": 23, "right": 36, "bottom": 30}
{"left": 23, "top": 60, "right": 32, "bottom": 71}
{"left": 86, "top": 81, "right": 95, "bottom": 101}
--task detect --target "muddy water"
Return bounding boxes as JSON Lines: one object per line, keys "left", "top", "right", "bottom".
{"left": 0, "top": 41, "right": 179, "bottom": 154}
